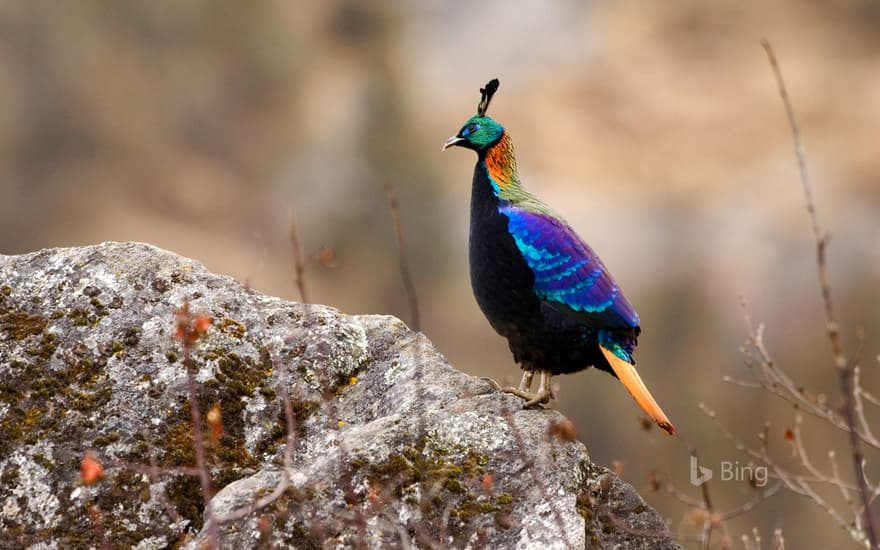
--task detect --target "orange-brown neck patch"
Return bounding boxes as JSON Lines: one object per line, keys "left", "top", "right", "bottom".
{"left": 483, "top": 133, "right": 518, "bottom": 189}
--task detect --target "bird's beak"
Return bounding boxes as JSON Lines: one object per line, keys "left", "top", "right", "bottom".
{"left": 442, "top": 136, "right": 464, "bottom": 151}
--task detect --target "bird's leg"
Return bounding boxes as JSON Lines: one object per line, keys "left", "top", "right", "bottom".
{"left": 517, "top": 370, "right": 534, "bottom": 392}
{"left": 523, "top": 370, "right": 554, "bottom": 407}
{"left": 481, "top": 369, "right": 554, "bottom": 407}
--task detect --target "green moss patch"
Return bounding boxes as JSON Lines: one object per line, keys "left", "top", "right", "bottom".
{"left": 0, "top": 311, "right": 47, "bottom": 340}
{"left": 352, "top": 439, "right": 515, "bottom": 542}
{"left": 159, "top": 346, "right": 276, "bottom": 530}
{"left": 217, "top": 318, "right": 247, "bottom": 339}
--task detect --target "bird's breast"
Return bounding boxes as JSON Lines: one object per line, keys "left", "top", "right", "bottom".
{"left": 468, "top": 164, "right": 540, "bottom": 333}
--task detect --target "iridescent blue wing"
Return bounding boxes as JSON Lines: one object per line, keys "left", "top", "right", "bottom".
{"left": 502, "top": 206, "right": 639, "bottom": 330}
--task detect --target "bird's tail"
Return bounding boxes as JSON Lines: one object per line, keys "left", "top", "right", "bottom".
{"left": 600, "top": 346, "right": 675, "bottom": 435}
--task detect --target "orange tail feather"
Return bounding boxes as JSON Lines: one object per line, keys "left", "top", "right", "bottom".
{"left": 600, "top": 346, "right": 675, "bottom": 435}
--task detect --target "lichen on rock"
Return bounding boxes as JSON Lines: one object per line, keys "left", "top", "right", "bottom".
{"left": 0, "top": 242, "right": 680, "bottom": 549}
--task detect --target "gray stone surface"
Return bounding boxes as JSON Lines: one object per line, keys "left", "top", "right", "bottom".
{"left": 0, "top": 242, "right": 680, "bottom": 549}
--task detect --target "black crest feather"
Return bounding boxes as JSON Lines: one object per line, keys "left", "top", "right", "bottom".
{"left": 477, "top": 78, "right": 499, "bottom": 116}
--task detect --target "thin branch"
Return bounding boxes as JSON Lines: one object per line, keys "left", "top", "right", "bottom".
{"left": 738, "top": 309, "right": 865, "bottom": 443}
{"left": 862, "top": 392, "right": 880, "bottom": 409}
{"left": 855, "top": 367, "right": 879, "bottom": 444}
{"left": 699, "top": 403, "right": 863, "bottom": 542}
{"left": 690, "top": 448, "right": 722, "bottom": 550}
{"left": 211, "top": 376, "right": 298, "bottom": 525}
{"left": 719, "top": 482, "right": 781, "bottom": 521}
{"left": 830, "top": 449, "right": 862, "bottom": 534}
{"left": 87, "top": 505, "right": 111, "bottom": 550}
{"left": 762, "top": 38, "right": 878, "bottom": 549}
{"left": 290, "top": 214, "right": 309, "bottom": 303}
{"left": 383, "top": 184, "right": 420, "bottom": 331}
{"left": 761, "top": 42, "right": 820, "bottom": 246}
{"left": 172, "top": 302, "right": 218, "bottom": 548}
{"left": 791, "top": 416, "right": 827, "bottom": 484}
{"left": 183, "top": 341, "right": 216, "bottom": 547}
{"left": 721, "top": 376, "right": 763, "bottom": 389}
{"left": 665, "top": 483, "right": 707, "bottom": 510}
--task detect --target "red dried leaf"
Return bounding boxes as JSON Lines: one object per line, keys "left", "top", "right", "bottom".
{"left": 193, "top": 314, "right": 212, "bottom": 336}
{"left": 481, "top": 473, "right": 494, "bottom": 493}
{"left": 315, "top": 246, "right": 337, "bottom": 267}
{"left": 207, "top": 403, "right": 223, "bottom": 443}
{"left": 81, "top": 452, "right": 104, "bottom": 485}
{"left": 547, "top": 419, "right": 577, "bottom": 441}
{"left": 173, "top": 301, "right": 213, "bottom": 346}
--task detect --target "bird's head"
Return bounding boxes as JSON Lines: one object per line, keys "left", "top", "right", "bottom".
{"left": 443, "top": 115, "right": 504, "bottom": 153}
{"left": 443, "top": 78, "right": 503, "bottom": 153}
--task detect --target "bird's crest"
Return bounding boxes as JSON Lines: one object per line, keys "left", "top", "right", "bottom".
{"left": 477, "top": 79, "right": 499, "bottom": 117}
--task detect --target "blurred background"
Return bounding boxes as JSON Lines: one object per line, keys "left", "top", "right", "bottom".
{"left": 1, "top": 1, "right": 878, "bottom": 546}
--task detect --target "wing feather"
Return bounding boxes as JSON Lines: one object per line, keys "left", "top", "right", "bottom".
{"left": 502, "top": 205, "right": 639, "bottom": 330}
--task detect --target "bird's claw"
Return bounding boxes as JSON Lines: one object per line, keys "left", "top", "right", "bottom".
{"left": 481, "top": 376, "right": 554, "bottom": 408}
{"left": 523, "top": 387, "right": 554, "bottom": 408}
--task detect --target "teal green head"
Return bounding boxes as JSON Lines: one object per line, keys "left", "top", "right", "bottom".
{"left": 443, "top": 78, "right": 504, "bottom": 153}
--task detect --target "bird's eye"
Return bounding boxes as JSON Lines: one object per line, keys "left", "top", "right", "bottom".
{"left": 462, "top": 123, "right": 480, "bottom": 137}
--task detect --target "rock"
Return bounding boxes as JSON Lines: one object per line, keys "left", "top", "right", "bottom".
{"left": 0, "top": 242, "right": 680, "bottom": 549}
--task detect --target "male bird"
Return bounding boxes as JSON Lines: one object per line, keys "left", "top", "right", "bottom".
{"left": 443, "top": 79, "right": 674, "bottom": 435}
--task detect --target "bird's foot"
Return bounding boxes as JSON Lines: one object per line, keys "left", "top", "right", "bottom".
{"left": 524, "top": 371, "right": 555, "bottom": 407}
{"left": 522, "top": 387, "right": 554, "bottom": 407}
{"left": 481, "top": 370, "right": 555, "bottom": 408}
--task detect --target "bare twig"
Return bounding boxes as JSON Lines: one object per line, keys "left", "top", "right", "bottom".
{"left": 830, "top": 449, "right": 862, "bottom": 534}
{"left": 719, "top": 483, "right": 781, "bottom": 521}
{"left": 183, "top": 354, "right": 215, "bottom": 545}
{"left": 855, "top": 367, "right": 879, "bottom": 444}
{"left": 383, "top": 184, "right": 420, "bottom": 331}
{"left": 699, "top": 402, "right": 864, "bottom": 542}
{"left": 211, "top": 377, "right": 298, "bottom": 525}
{"left": 862, "top": 392, "right": 880, "bottom": 409}
{"left": 762, "top": 38, "right": 878, "bottom": 549}
{"left": 87, "top": 504, "right": 111, "bottom": 550}
{"left": 175, "top": 302, "right": 218, "bottom": 549}
{"left": 290, "top": 214, "right": 309, "bottom": 303}
{"left": 665, "top": 483, "right": 706, "bottom": 510}
{"left": 693, "top": 449, "right": 719, "bottom": 550}
{"left": 735, "top": 305, "right": 880, "bottom": 449}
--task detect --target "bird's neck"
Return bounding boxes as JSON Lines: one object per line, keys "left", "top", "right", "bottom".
{"left": 475, "top": 132, "right": 563, "bottom": 219}
{"left": 479, "top": 132, "right": 522, "bottom": 197}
